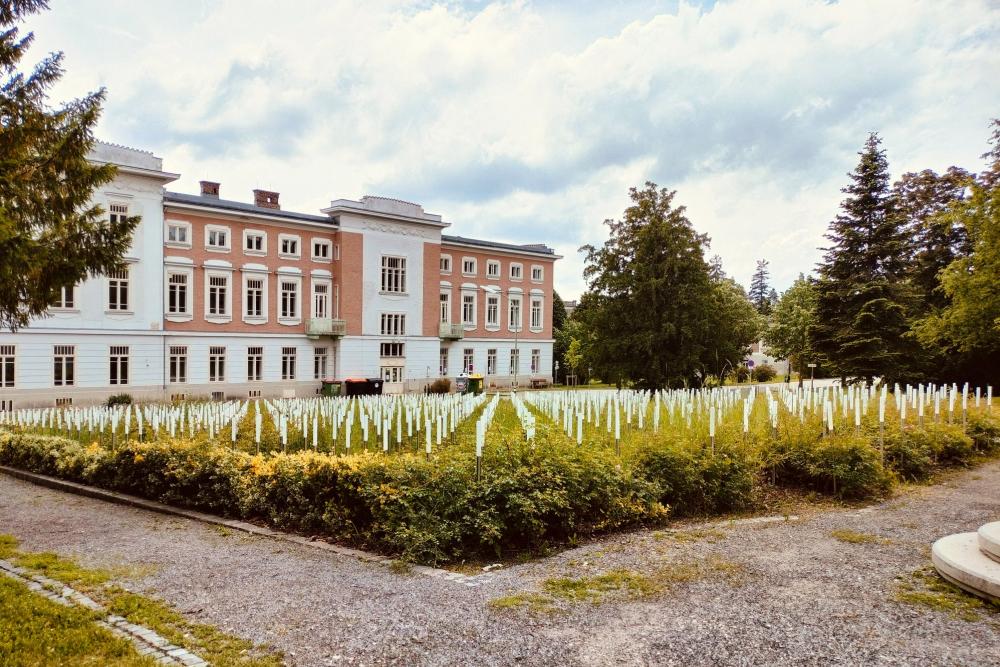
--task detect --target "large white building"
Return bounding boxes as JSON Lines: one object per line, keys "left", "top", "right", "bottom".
{"left": 0, "top": 143, "right": 560, "bottom": 408}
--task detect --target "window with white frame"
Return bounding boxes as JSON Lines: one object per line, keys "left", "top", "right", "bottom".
{"left": 380, "top": 342, "right": 405, "bottom": 358}
{"left": 312, "top": 282, "right": 330, "bottom": 319}
{"left": 281, "top": 347, "right": 296, "bottom": 380}
{"left": 245, "top": 276, "right": 265, "bottom": 319}
{"left": 207, "top": 274, "right": 230, "bottom": 318}
{"left": 531, "top": 265, "right": 544, "bottom": 282}
{"left": 380, "top": 256, "right": 406, "bottom": 293}
{"left": 53, "top": 345, "right": 74, "bottom": 386}
{"left": 244, "top": 230, "right": 266, "bottom": 254}
{"left": 209, "top": 346, "right": 226, "bottom": 382}
{"left": 54, "top": 284, "right": 75, "bottom": 309}
{"left": 439, "top": 348, "right": 448, "bottom": 376}
{"left": 380, "top": 313, "right": 406, "bottom": 336}
{"left": 381, "top": 366, "right": 404, "bottom": 383}
{"left": 486, "top": 295, "right": 499, "bottom": 328}
{"left": 439, "top": 292, "right": 451, "bottom": 323}
{"left": 509, "top": 348, "right": 520, "bottom": 375}
{"left": 167, "top": 272, "right": 188, "bottom": 315}
{"left": 314, "top": 347, "right": 328, "bottom": 380}
{"left": 166, "top": 220, "right": 190, "bottom": 246}
{"left": 508, "top": 295, "right": 522, "bottom": 330}
{"left": 463, "top": 348, "right": 474, "bottom": 373}
{"left": 280, "top": 279, "right": 299, "bottom": 320}
{"left": 247, "top": 347, "right": 263, "bottom": 382}
{"left": 486, "top": 260, "right": 501, "bottom": 279}
{"left": 530, "top": 297, "right": 543, "bottom": 330}
{"left": 312, "top": 239, "right": 331, "bottom": 261}
{"left": 279, "top": 234, "right": 300, "bottom": 258}
{"left": 531, "top": 349, "right": 541, "bottom": 373}
{"left": 169, "top": 346, "right": 187, "bottom": 383}
{"left": 462, "top": 257, "right": 477, "bottom": 276}
{"left": 108, "top": 267, "right": 130, "bottom": 311}
{"left": 206, "top": 225, "right": 230, "bottom": 251}
{"left": 510, "top": 263, "right": 523, "bottom": 280}
{"left": 109, "top": 201, "right": 129, "bottom": 225}
{"left": 109, "top": 345, "right": 129, "bottom": 385}
{"left": 440, "top": 254, "right": 452, "bottom": 273}
{"left": 462, "top": 293, "right": 476, "bottom": 326}
{"left": 0, "top": 345, "right": 14, "bottom": 388}
{"left": 486, "top": 349, "right": 497, "bottom": 375}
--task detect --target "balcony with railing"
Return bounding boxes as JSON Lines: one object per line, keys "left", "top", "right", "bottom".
{"left": 306, "top": 318, "right": 347, "bottom": 338}
{"left": 439, "top": 322, "right": 464, "bottom": 340}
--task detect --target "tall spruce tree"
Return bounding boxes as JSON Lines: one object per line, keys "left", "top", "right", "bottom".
{"left": 748, "top": 259, "right": 772, "bottom": 315}
{"left": 0, "top": 0, "right": 138, "bottom": 330}
{"left": 811, "top": 133, "right": 913, "bottom": 384}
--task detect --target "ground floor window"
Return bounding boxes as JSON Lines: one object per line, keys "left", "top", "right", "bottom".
{"left": 509, "top": 348, "right": 520, "bottom": 375}
{"left": 381, "top": 366, "right": 404, "bottom": 383}
{"left": 439, "top": 348, "right": 448, "bottom": 376}
{"left": 247, "top": 347, "right": 263, "bottom": 382}
{"left": 486, "top": 349, "right": 497, "bottom": 375}
{"left": 282, "top": 347, "right": 297, "bottom": 380}
{"left": 463, "top": 348, "right": 474, "bottom": 373}
{"left": 209, "top": 346, "right": 226, "bottom": 382}
{"left": 53, "top": 345, "right": 75, "bottom": 387}
{"left": 0, "top": 345, "right": 13, "bottom": 388}
{"left": 169, "top": 346, "right": 187, "bottom": 383}
{"left": 109, "top": 346, "right": 129, "bottom": 386}
{"left": 531, "top": 349, "right": 541, "bottom": 374}
{"left": 314, "top": 347, "right": 328, "bottom": 380}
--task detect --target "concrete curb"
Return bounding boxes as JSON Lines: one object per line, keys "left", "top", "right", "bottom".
{"left": 0, "top": 465, "right": 494, "bottom": 588}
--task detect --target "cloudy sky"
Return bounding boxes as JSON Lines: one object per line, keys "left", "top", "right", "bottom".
{"left": 23, "top": 0, "right": 1000, "bottom": 299}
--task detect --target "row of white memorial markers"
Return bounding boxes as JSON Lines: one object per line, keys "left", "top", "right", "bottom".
{"left": 520, "top": 382, "right": 992, "bottom": 457}
{"left": 0, "top": 392, "right": 491, "bottom": 457}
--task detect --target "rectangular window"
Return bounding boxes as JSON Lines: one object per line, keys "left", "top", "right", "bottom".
{"left": 381, "top": 366, "right": 404, "bottom": 383}
{"left": 312, "top": 240, "right": 331, "bottom": 261}
{"left": 54, "top": 284, "right": 75, "bottom": 309}
{"left": 279, "top": 235, "right": 300, "bottom": 257}
{"left": 439, "top": 293, "right": 450, "bottom": 323}
{"left": 166, "top": 221, "right": 189, "bottom": 245}
{"left": 0, "top": 345, "right": 14, "bottom": 388}
{"left": 509, "top": 348, "right": 520, "bottom": 375}
{"left": 313, "top": 283, "right": 330, "bottom": 319}
{"left": 531, "top": 265, "right": 543, "bottom": 282}
{"left": 208, "top": 275, "right": 229, "bottom": 317}
{"left": 167, "top": 273, "right": 188, "bottom": 314}
{"left": 281, "top": 347, "right": 296, "bottom": 380}
{"left": 462, "top": 294, "right": 475, "bottom": 326}
{"left": 463, "top": 348, "right": 474, "bottom": 373}
{"left": 380, "top": 342, "right": 405, "bottom": 358}
{"left": 206, "top": 226, "right": 230, "bottom": 250}
{"left": 53, "top": 345, "right": 74, "bottom": 387}
{"left": 510, "top": 263, "right": 523, "bottom": 280}
{"left": 169, "top": 346, "right": 187, "bottom": 383}
{"left": 247, "top": 346, "right": 263, "bottom": 382}
{"left": 440, "top": 255, "right": 452, "bottom": 273}
{"left": 486, "top": 295, "right": 499, "bottom": 327}
{"left": 108, "top": 268, "right": 129, "bottom": 311}
{"left": 486, "top": 260, "right": 500, "bottom": 279}
{"left": 109, "top": 345, "right": 129, "bottom": 385}
{"left": 109, "top": 201, "right": 129, "bottom": 225}
{"left": 531, "top": 349, "right": 541, "bottom": 373}
{"left": 314, "top": 347, "right": 328, "bottom": 380}
{"left": 209, "top": 346, "right": 226, "bottom": 382}
{"left": 530, "top": 298, "right": 543, "bottom": 329}
{"left": 508, "top": 296, "right": 522, "bottom": 330}
{"left": 245, "top": 278, "right": 264, "bottom": 318}
{"left": 380, "top": 256, "right": 406, "bottom": 293}
{"left": 462, "top": 257, "right": 477, "bottom": 275}
{"left": 280, "top": 280, "right": 298, "bottom": 319}
{"left": 439, "top": 348, "right": 448, "bottom": 376}
{"left": 244, "top": 231, "right": 266, "bottom": 254}
{"left": 487, "top": 349, "right": 497, "bottom": 375}
{"left": 380, "top": 313, "right": 406, "bottom": 336}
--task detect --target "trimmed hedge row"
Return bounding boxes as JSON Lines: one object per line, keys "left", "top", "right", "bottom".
{"left": 1, "top": 409, "right": 998, "bottom": 564}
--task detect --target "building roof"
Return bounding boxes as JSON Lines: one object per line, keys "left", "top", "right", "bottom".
{"left": 442, "top": 234, "right": 559, "bottom": 258}
{"left": 164, "top": 191, "right": 334, "bottom": 224}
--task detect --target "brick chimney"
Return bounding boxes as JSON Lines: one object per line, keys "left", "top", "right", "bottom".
{"left": 253, "top": 189, "right": 280, "bottom": 210}
{"left": 200, "top": 181, "right": 220, "bottom": 197}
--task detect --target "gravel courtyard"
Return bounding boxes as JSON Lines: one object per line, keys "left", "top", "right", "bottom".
{"left": 1, "top": 462, "right": 998, "bottom": 667}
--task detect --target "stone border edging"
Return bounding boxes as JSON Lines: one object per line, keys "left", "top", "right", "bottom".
{"left": 0, "top": 558, "right": 207, "bottom": 666}
{"left": 0, "top": 465, "right": 494, "bottom": 588}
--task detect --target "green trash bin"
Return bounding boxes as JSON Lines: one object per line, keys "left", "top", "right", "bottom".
{"left": 467, "top": 374, "right": 484, "bottom": 395}
{"left": 320, "top": 380, "right": 342, "bottom": 397}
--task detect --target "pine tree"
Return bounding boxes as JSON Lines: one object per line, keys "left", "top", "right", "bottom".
{"left": 0, "top": 0, "right": 138, "bottom": 330}
{"left": 810, "top": 133, "right": 913, "bottom": 384}
{"left": 747, "top": 259, "right": 771, "bottom": 315}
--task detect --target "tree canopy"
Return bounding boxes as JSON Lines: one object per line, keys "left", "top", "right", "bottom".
{"left": 748, "top": 259, "right": 772, "bottom": 315}
{"left": 765, "top": 274, "right": 817, "bottom": 386}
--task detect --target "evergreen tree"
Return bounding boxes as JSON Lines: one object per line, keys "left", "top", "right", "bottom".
{"left": 748, "top": 259, "right": 771, "bottom": 315}
{"left": 0, "top": 0, "right": 138, "bottom": 330}
{"left": 810, "top": 133, "right": 913, "bottom": 385}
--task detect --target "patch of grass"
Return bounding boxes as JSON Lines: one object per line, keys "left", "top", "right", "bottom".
{"left": 388, "top": 559, "right": 413, "bottom": 576}
{"left": 830, "top": 529, "right": 888, "bottom": 545}
{"left": 895, "top": 567, "right": 999, "bottom": 622}
{"left": 12, "top": 551, "right": 113, "bottom": 588}
{"left": 543, "top": 569, "right": 660, "bottom": 603}
{"left": 488, "top": 592, "right": 556, "bottom": 613}
{"left": 211, "top": 525, "right": 233, "bottom": 538}
{"left": 655, "top": 528, "right": 726, "bottom": 543}
{"left": 0, "top": 574, "right": 155, "bottom": 666}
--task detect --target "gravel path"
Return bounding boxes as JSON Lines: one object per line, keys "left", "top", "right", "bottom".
{"left": 1, "top": 462, "right": 998, "bottom": 666}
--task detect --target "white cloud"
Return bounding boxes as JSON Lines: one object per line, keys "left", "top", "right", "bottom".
{"left": 24, "top": 0, "right": 1000, "bottom": 298}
